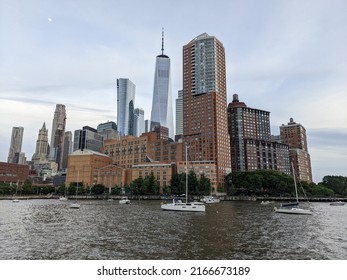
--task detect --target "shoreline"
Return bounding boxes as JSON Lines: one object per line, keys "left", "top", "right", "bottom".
{"left": 1, "top": 195, "right": 346, "bottom": 202}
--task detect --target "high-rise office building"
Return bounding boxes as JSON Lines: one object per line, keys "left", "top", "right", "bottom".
{"left": 32, "top": 122, "right": 49, "bottom": 163}
{"left": 228, "top": 94, "right": 290, "bottom": 174}
{"left": 280, "top": 118, "right": 312, "bottom": 182}
{"left": 175, "top": 90, "right": 183, "bottom": 136}
{"left": 61, "top": 131, "right": 73, "bottom": 170}
{"left": 182, "top": 33, "right": 231, "bottom": 190}
{"left": 97, "top": 121, "right": 119, "bottom": 140}
{"left": 7, "top": 126, "right": 24, "bottom": 164}
{"left": 145, "top": 120, "right": 150, "bottom": 133}
{"left": 73, "top": 126, "right": 103, "bottom": 153}
{"left": 133, "top": 108, "right": 145, "bottom": 137}
{"left": 150, "top": 29, "right": 174, "bottom": 139}
{"left": 49, "top": 104, "right": 66, "bottom": 169}
{"left": 117, "top": 78, "right": 135, "bottom": 136}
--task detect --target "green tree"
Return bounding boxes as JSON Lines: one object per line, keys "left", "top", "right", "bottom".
{"left": 56, "top": 185, "right": 66, "bottom": 195}
{"left": 321, "top": 176, "right": 347, "bottom": 196}
{"left": 225, "top": 173, "right": 235, "bottom": 195}
{"left": 162, "top": 184, "right": 170, "bottom": 194}
{"left": 111, "top": 186, "right": 122, "bottom": 195}
{"left": 130, "top": 177, "right": 145, "bottom": 195}
{"left": 198, "top": 173, "right": 212, "bottom": 195}
{"left": 0, "top": 183, "right": 13, "bottom": 195}
{"left": 91, "top": 184, "right": 105, "bottom": 195}
{"left": 170, "top": 173, "right": 186, "bottom": 195}
{"left": 311, "top": 184, "right": 335, "bottom": 197}
{"left": 144, "top": 172, "right": 158, "bottom": 194}
{"left": 188, "top": 171, "right": 199, "bottom": 194}
{"left": 22, "top": 179, "right": 35, "bottom": 194}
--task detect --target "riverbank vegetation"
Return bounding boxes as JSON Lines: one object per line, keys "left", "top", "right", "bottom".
{"left": 1, "top": 173, "right": 346, "bottom": 198}
{"left": 226, "top": 171, "right": 346, "bottom": 197}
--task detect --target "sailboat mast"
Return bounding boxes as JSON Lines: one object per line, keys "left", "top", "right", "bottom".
{"left": 77, "top": 170, "right": 79, "bottom": 197}
{"left": 292, "top": 162, "right": 299, "bottom": 204}
{"left": 186, "top": 144, "right": 188, "bottom": 203}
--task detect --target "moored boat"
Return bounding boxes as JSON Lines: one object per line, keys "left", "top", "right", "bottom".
{"left": 161, "top": 144, "right": 205, "bottom": 212}
{"left": 274, "top": 162, "right": 312, "bottom": 215}
{"left": 330, "top": 201, "right": 345, "bottom": 206}
{"left": 119, "top": 197, "right": 130, "bottom": 204}
{"left": 201, "top": 195, "right": 220, "bottom": 204}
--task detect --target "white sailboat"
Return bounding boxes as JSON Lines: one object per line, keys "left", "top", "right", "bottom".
{"left": 274, "top": 163, "right": 312, "bottom": 215}
{"left": 161, "top": 145, "right": 205, "bottom": 212}
{"left": 69, "top": 171, "right": 80, "bottom": 209}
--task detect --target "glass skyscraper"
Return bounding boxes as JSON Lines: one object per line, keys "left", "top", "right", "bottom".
{"left": 117, "top": 78, "right": 135, "bottom": 136}
{"left": 73, "top": 126, "right": 103, "bottom": 153}
{"left": 150, "top": 30, "right": 174, "bottom": 139}
{"left": 133, "top": 108, "right": 145, "bottom": 137}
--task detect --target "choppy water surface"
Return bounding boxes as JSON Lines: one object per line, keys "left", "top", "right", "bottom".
{"left": 0, "top": 199, "right": 346, "bottom": 259}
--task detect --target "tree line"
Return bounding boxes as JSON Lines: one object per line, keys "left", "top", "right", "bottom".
{"left": 1, "top": 172, "right": 346, "bottom": 197}
{"left": 226, "top": 170, "right": 347, "bottom": 197}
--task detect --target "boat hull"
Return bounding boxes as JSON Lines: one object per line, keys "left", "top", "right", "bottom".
{"left": 274, "top": 206, "right": 312, "bottom": 215}
{"left": 119, "top": 200, "right": 130, "bottom": 204}
{"left": 201, "top": 196, "right": 220, "bottom": 204}
{"left": 161, "top": 202, "right": 205, "bottom": 212}
{"left": 330, "top": 201, "right": 345, "bottom": 206}
{"left": 69, "top": 203, "right": 80, "bottom": 209}
{"left": 119, "top": 197, "right": 130, "bottom": 204}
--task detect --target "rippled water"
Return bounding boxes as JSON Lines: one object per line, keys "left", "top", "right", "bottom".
{"left": 0, "top": 199, "right": 346, "bottom": 260}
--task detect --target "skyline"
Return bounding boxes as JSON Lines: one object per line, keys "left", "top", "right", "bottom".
{"left": 0, "top": 0, "right": 346, "bottom": 183}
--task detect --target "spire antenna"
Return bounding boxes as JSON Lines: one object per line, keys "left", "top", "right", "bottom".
{"left": 161, "top": 27, "right": 164, "bottom": 55}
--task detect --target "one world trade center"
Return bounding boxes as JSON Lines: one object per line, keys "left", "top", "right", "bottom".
{"left": 150, "top": 29, "right": 174, "bottom": 140}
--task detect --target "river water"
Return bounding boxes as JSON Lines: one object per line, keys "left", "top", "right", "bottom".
{"left": 0, "top": 199, "right": 346, "bottom": 260}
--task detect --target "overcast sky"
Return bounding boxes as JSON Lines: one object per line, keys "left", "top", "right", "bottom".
{"left": 1, "top": 0, "right": 346, "bottom": 183}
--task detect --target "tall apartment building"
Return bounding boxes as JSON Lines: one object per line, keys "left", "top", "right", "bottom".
{"left": 175, "top": 90, "right": 183, "bottom": 136}
{"left": 73, "top": 126, "right": 103, "bottom": 153}
{"left": 117, "top": 78, "right": 135, "bottom": 136}
{"left": 32, "top": 122, "right": 49, "bottom": 163}
{"left": 150, "top": 29, "right": 174, "bottom": 139}
{"left": 182, "top": 33, "right": 231, "bottom": 190}
{"left": 228, "top": 94, "right": 290, "bottom": 174}
{"left": 280, "top": 118, "right": 313, "bottom": 182}
{"left": 7, "top": 126, "right": 24, "bottom": 164}
{"left": 49, "top": 104, "right": 66, "bottom": 169}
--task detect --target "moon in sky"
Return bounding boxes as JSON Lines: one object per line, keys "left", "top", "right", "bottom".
{"left": 48, "top": 18, "right": 52, "bottom": 22}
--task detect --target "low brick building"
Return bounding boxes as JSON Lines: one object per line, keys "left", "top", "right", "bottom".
{"left": 0, "top": 162, "right": 30, "bottom": 185}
